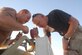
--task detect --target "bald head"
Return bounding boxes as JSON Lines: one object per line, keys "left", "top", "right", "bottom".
{"left": 18, "top": 9, "right": 31, "bottom": 16}
{"left": 17, "top": 9, "right": 31, "bottom": 24}
{"left": 32, "top": 13, "right": 48, "bottom": 28}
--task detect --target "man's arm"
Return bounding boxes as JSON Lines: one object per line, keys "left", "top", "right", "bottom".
{"left": 62, "top": 37, "right": 69, "bottom": 55}
{"left": 63, "top": 17, "right": 79, "bottom": 55}
{"left": 64, "top": 16, "right": 79, "bottom": 38}
{"left": 0, "top": 16, "right": 28, "bottom": 33}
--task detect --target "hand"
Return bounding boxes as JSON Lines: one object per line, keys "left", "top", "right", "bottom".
{"left": 15, "top": 32, "right": 23, "bottom": 40}
{"left": 22, "top": 26, "right": 29, "bottom": 34}
{"left": 27, "top": 41, "right": 35, "bottom": 52}
{"left": 30, "top": 27, "right": 38, "bottom": 38}
{"left": 64, "top": 50, "right": 68, "bottom": 55}
{"left": 62, "top": 37, "right": 69, "bottom": 50}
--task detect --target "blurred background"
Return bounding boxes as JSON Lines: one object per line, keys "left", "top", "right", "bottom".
{"left": 0, "top": 0, "right": 82, "bottom": 55}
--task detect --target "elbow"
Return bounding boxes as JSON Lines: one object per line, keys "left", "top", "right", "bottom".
{"left": 69, "top": 16, "right": 79, "bottom": 27}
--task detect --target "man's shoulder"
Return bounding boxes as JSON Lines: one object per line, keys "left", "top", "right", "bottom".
{"left": 49, "top": 9, "right": 64, "bottom": 14}
{"left": 0, "top": 7, "right": 16, "bottom": 18}
{"left": 1, "top": 7, "right": 15, "bottom": 11}
{"left": 0, "top": 7, "right": 16, "bottom": 13}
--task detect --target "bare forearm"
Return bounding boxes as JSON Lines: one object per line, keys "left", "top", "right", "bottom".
{"left": 62, "top": 38, "right": 69, "bottom": 50}
{"left": 65, "top": 17, "right": 79, "bottom": 38}
{"left": 0, "top": 16, "right": 24, "bottom": 31}
{"left": 62, "top": 38, "right": 69, "bottom": 55}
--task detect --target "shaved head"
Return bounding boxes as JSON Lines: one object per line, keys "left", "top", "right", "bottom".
{"left": 17, "top": 9, "right": 31, "bottom": 24}
{"left": 32, "top": 13, "right": 48, "bottom": 28}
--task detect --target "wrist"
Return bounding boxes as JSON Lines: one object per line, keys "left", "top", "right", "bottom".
{"left": 64, "top": 50, "right": 68, "bottom": 55}
{"left": 63, "top": 36, "right": 69, "bottom": 40}
{"left": 64, "top": 34, "right": 71, "bottom": 40}
{"left": 64, "top": 50, "right": 68, "bottom": 52}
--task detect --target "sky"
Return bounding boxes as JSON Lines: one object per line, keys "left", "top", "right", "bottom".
{"left": 0, "top": 0, "right": 82, "bottom": 55}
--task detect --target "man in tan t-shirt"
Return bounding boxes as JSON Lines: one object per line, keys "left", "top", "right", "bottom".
{"left": 0, "top": 7, "right": 31, "bottom": 46}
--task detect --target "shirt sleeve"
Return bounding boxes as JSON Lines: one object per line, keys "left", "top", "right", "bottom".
{"left": 54, "top": 9, "right": 71, "bottom": 23}
{"left": 48, "top": 9, "right": 71, "bottom": 23}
